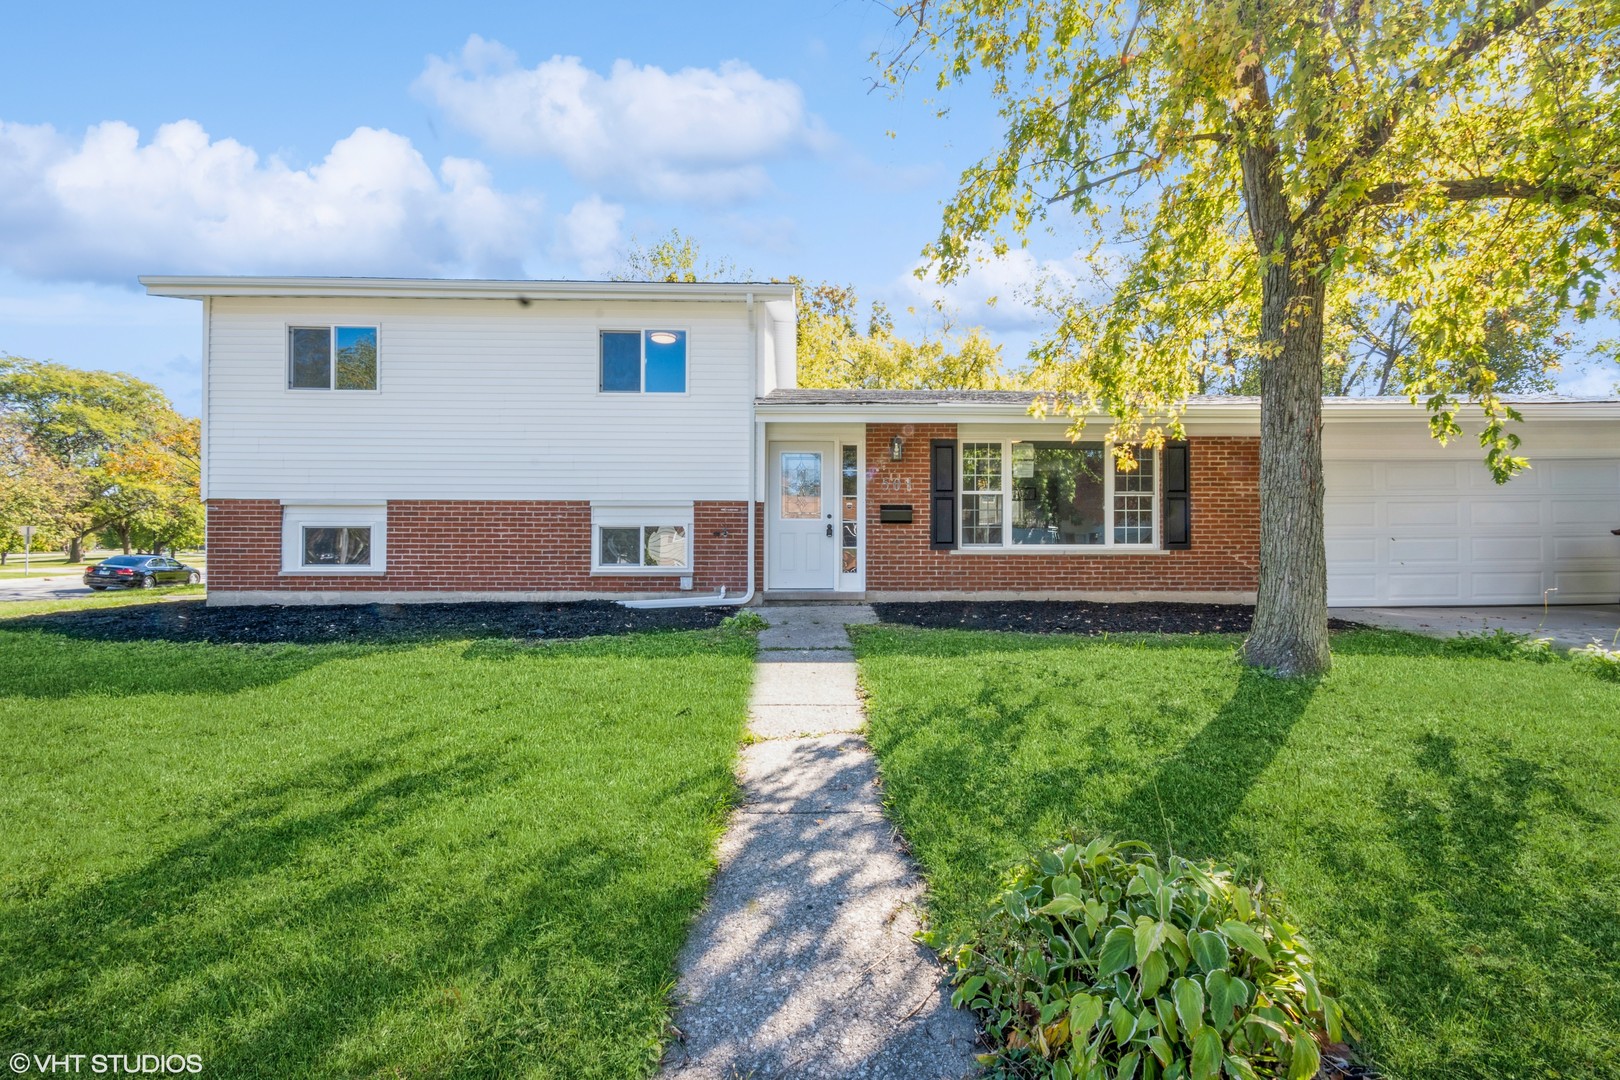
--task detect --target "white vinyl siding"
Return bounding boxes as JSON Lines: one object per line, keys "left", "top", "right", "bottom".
{"left": 206, "top": 297, "right": 753, "bottom": 501}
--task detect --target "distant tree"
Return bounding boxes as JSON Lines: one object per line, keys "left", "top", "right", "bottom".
{"left": 796, "top": 281, "right": 1011, "bottom": 389}
{"left": 0, "top": 416, "right": 76, "bottom": 564}
{"left": 1201, "top": 300, "right": 1569, "bottom": 396}
{"left": 0, "top": 356, "right": 199, "bottom": 559}
{"left": 93, "top": 416, "right": 203, "bottom": 554}
{"left": 611, "top": 228, "right": 750, "bottom": 283}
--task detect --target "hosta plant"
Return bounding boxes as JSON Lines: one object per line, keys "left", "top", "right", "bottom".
{"left": 1573, "top": 640, "right": 1620, "bottom": 682}
{"left": 951, "top": 837, "right": 1348, "bottom": 1080}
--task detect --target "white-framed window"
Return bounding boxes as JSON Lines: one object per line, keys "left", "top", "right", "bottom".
{"left": 961, "top": 442, "right": 1004, "bottom": 545}
{"left": 281, "top": 503, "right": 387, "bottom": 574}
{"left": 289, "top": 326, "right": 378, "bottom": 390}
{"left": 599, "top": 329, "right": 687, "bottom": 393}
{"left": 961, "top": 440, "right": 1158, "bottom": 549}
{"left": 591, "top": 503, "right": 694, "bottom": 573}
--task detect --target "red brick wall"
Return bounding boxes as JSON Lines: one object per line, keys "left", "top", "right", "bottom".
{"left": 205, "top": 499, "right": 751, "bottom": 595}
{"left": 861, "top": 424, "right": 1260, "bottom": 594}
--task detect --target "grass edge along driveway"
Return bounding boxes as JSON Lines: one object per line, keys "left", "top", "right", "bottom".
{"left": 0, "top": 619, "right": 755, "bottom": 1079}
{"left": 854, "top": 625, "right": 1620, "bottom": 1080}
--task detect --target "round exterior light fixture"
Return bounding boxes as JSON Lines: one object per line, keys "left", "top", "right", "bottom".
{"left": 648, "top": 331, "right": 678, "bottom": 345}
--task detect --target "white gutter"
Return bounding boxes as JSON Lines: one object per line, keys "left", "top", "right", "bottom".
{"left": 620, "top": 292, "right": 761, "bottom": 611}
{"left": 752, "top": 398, "right": 1620, "bottom": 426}
{"left": 139, "top": 274, "right": 795, "bottom": 304}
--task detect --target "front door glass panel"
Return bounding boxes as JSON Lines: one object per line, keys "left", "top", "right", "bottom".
{"left": 780, "top": 452, "right": 822, "bottom": 519}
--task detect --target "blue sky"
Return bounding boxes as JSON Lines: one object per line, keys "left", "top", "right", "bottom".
{"left": 2, "top": 1, "right": 1613, "bottom": 416}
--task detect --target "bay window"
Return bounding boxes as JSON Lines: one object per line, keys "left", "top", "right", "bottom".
{"left": 961, "top": 440, "right": 1159, "bottom": 549}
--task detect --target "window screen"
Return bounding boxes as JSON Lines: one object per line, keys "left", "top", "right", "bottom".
{"left": 600, "top": 331, "right": 642, "bottom": 392}
{"left": 290, "top": 328, "right": 331, "bottom": 389}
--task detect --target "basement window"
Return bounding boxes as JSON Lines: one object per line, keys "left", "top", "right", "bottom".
{"left": 592, "top": 504, "right": 694, "bottom": 573}
{"left": 280, "top": 503, "right": 388, "bottom": 574}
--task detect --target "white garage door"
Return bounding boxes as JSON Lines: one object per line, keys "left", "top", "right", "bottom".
{"left": 1325, "top": 458, "right": 1620, "bottom": 605}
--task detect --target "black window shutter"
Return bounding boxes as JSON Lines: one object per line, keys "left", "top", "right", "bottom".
{"left": 930, "top": 439, "right": 957, "bottom": 549}
{"left": 1163, "top": 441, "right": 1191, "bottom": 549}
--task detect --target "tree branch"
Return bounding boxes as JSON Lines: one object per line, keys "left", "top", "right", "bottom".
{"left": 1295, "top": 0, "right": 1558, "bottom": 230}
{"left": 1046, "top": 135, "right": 1228, "bottom": 205}
{"left": 1363, "top": 175, "right": 1620, "bottom": 214}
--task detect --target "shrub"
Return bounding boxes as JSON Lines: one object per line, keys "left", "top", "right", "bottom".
{"left": 1572, "top": 640, "right": 1620, "bottom": 682}
{"left": 950, "top": 836, "right": 1347, "bottom": 1080}
{"left": 1443, "top": 627, "right": 1556, "bottom": 661}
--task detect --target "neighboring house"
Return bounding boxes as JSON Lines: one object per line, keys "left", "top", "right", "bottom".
{"left": 142, "top": 276, "right": 1620, "bottom": 607}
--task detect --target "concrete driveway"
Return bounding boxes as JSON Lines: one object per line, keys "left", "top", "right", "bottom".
{"left": 1333, "top": 604, "right": 1620, "bottom": 652}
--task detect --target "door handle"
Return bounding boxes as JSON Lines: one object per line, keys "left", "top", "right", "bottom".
{"left": 826, "top": 522, "right": 834, "bottom": 538}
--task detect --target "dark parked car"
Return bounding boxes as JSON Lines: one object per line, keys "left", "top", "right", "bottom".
{"left": 84, "top": 555, "right": 202, "bottom": 590}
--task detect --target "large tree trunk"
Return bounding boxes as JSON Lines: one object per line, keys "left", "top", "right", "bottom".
{"left": 1243, "top": 269, "right": 1333, "bottom": 676}
{"left": 1237, "top": 138, "right": 1333, "bottom": 677}
{"left": 68, "top": 534, "right": 83, "bottom": 563}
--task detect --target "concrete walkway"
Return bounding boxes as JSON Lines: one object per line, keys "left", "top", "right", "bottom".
{"left": 1333, "top": 603, "right": 1620, "bottom": 652}
{"left": 662, "top": 604, "right": 979, "bottom": 1080}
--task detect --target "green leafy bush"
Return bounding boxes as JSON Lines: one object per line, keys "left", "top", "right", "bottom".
{"left": 1443, "top": 627, "right": 1555, "bottom": 661}
{"left": 720, "top": 609, "right": 767, "bottom": 634}
{"left": 951, "top": 837, "right": 1347, "bottom": 1080}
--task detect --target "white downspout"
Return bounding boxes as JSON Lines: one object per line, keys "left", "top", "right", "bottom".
{"left": 620, "top": 291, "right": 759, "bottom": 610}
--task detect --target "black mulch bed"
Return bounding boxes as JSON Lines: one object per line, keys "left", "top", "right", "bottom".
{"left": 3, "top": 599, "right": 729, "bottom": 645}
{"left": 873, "top": 600, "right": 1364, "bottom": 636}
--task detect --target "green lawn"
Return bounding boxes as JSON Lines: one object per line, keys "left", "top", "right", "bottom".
{"left": 854, "top": 626, "right": 1620, "bottom": 1080}
{"left": 0, "top": 614, "right": 754, "bottom": 1078}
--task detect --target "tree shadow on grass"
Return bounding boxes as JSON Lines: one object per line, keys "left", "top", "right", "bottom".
{"left": 0, "top": 629, "right": 348, "bottom": 699}
{"left": 1310, "top": 732, "right": 1620, "bottom": 1076}
{"left": 1103, "top": 668, "right": 1319, "bottom": 859}
{"left": 0, "top": 728, "right": 726, "bottom": 1079}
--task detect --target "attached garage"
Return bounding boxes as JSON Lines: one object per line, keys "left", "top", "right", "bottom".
{"left": 1324, "top": 402, "right": 1620, "bottom": 606}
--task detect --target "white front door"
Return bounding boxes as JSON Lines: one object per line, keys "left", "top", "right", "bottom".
{"left": 769, "top": 443, "right": 837, "bottom": 590}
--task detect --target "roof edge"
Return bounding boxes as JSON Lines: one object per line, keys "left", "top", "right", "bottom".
{"left": 139, "top": 275, "right": 797, "bottom": 302}
{"left": 754, "top": 395, "right": 1620, "bottom": 422}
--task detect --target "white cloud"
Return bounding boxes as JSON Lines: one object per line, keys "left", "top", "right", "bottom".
{"left": 0, "top": 118, "right": 540, "bottom": 283}
{"left": 900, "top": 244, "right": 1084, "bottom": 331}
{"left": 415, "top": 36, "right": 831, "bottom": 203}
{"left": 556, "top": 196, "right": 625, "bottom": 276}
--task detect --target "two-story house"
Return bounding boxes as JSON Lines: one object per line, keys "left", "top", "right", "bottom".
{"left": 143, "top": 276, "right": 1620, "bottom": 608}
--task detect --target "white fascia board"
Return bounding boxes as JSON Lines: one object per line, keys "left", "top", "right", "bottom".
{"left": 752, "top": 401, "right": 1267, "bottom": 426}
{"left": 754, "top": 399, "right": 1620, "bottom": 426}
{"left": 1319, "top": 399, "right": 1620, "bottom": 422}
{"left": 139, "top": 275, "right": 796, "bottom": 303}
